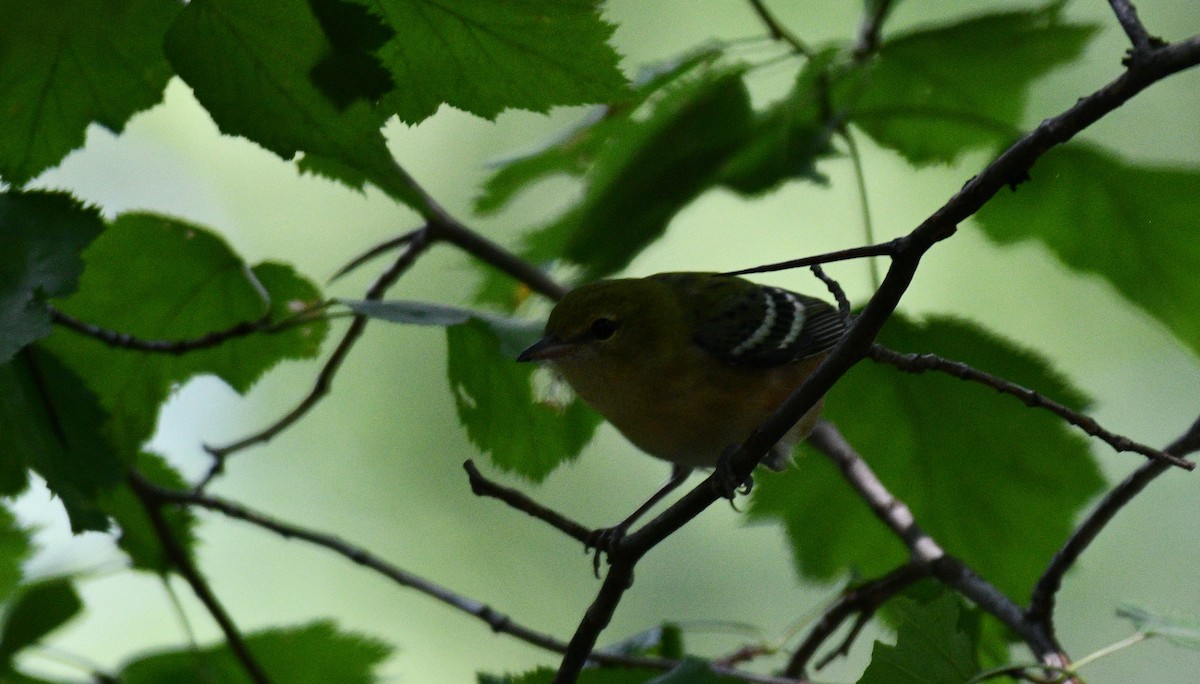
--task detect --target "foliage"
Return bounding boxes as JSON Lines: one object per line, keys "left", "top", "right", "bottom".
{"left": 0, "top": 0, "right": 1197, "bottom": 682}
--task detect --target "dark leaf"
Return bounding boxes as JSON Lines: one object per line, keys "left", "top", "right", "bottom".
{"left": 0, "top": 191, "right": 105, "bottom": 362}
{"left": 0, "top": 0, "right": 178, "bottom": 185}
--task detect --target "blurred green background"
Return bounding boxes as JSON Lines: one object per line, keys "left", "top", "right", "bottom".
{"left": 16, "top": 0, "right": 1200, "bottom": 681}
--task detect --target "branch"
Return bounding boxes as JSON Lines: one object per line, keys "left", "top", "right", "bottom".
{"left": 854, "top": 0, "right": 896, "bottom": 58}
{"left": 1108, "top": 0, "right": 1161, "bottom": 53}
{"left": 463, "top": 461, "right": 592, "bottom": 544}
{"left": 745, "top": 0, "right": 811, "bottom": 56}
{"left": 1027, "top": 415, "right": 1200, "bottom": 635}
{"left": 198, "top": 229, "right": 433, "bottom": 484}
{"left": 129, "top": 474, "right": 270, "bottom": 684}
{"left": 144, "top": 479, "right": 794, "bottom": 684}
{"left": 807, "top": 421, "right": 943, "bottom": 563}
{"left": 722, "top": 239, "right": 904, "bottom": 279}
{"left": 49, "top": 308, "right": 275, "bottom": 354}
{"left": 868, "top": 344, "right": 1193, "bottom": 471}
{"left": 784, "top": 563, "right": 928, "bottom": 678}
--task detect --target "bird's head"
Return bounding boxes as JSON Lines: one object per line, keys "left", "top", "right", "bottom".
{"left": 516, "top": 278, "right": 683, "bottom": 367}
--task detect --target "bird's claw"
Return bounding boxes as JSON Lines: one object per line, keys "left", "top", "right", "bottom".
{"left": 713, "top": 447, "right": 754, "bottom": 502}
{"left": 585, "top": 525, "right": 628, "bottom": 578}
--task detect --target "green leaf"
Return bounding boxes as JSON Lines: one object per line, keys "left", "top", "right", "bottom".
{"left": 0, "top": 578, "right": 83, "bottom": 668}
{"left": 976, "top": 143, "right": 1200, "bottom": 358}
{"left": 717, "top": 49, "right": 837, "bottom": 194}
{"left": 42, "top": 213, "right": 328, "bottom": 454}
{"left": 99, "top": 452, "right": 197, "bottom": 573}
{"left": 119, "top": 620, "right": 390, "bottom": 684}
{"left": 341, "top": 299, "right": 474, "bottom": 326}
{"left": 472, "top": 46, "right": 723, "bottom": 215}
{"left": 599, "top": 623, "right": 685, "bottom": 661}
{"left": 0, "top": 191, "right": 105, "bottom": 363}
{"left": 477, "top": 68, "right": 754, "bottom": 306}
{"left": 164, "top": 0, "right": 417, "bottom": 206}
{"left": 749, "top": 315, "right": 1103, "bottom": 601}
{"left": 354, "top": 0, "right": 627, "bottom": 124}
{"left": 858, "top": 589, "right": 979, "bottom": 684}
{"left": 0, "top": 510, "right": 31, "bottom": 606}
{"left": 447, "top": 318, "right": 600, "bottom": 482}
{"left": 0, "top": 0, "right": 178, "bottom": 185}
{"left": 0, "top": 348, "right": 124, "bottom": 531}
{"left": 847, "top": 7, "right": 1097, "bottom": 164}
{"left": 1118, "top": 604, "right": 1200, "bottom": 649}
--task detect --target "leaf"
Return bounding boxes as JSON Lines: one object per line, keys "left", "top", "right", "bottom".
{"left": 0, "top": 0, "right": 178, "bottom": 185}
{"left": 41, "top": 213, "right": 328, "bottom": 455}
{"left": 847, "top": 7, "right": 1097, "bottom": 164}
{"left": 341, "top": 299, "right": 474, "bottom": 326}
{"left": 447, "top": 318, "right": 600, "bottom": 482}
{"left": 353, "top": 0, "right": 627, "bottom": 124}
{"left": 858, "top": 589, "right": 979, "bottom": 684}
{"left": 0, "top": 578, "right": 83, "bottom": 668}
{"left": 0, "top": 348, "right": 125, "bottom": 532}
{"left": 99, "top": 452, "right": 197, "bottom": 574}
{"left": 749, "top": 315, "right": 1104, "bottom": 602}
{"left": 0, "top": 191, "right": 105, "bottom": 363}
{"left": 473, "top": 45, "right": 723, "bottom": 215}
{"left": 975, "top": 143, "right": 1200, "bottom": 358}
{"left": 1118, "top": 604, "right": 1200, "bottom": 649}
{"left": 119, "top": 620, "right": 390, "bottom": 684}
{"left": 717, "top": 49, "right": 837, "bottom": 194}
{"left": 477, "top": 68, "right": 754, "bottom": 306}
{"left": 164, "top": 0, "right": 417, "bottom": 206}
{"left": 0, "top": 510, "right": 31, "bottom": 606}
{"left": 599, "top": 623, "right": 685, "bottom": 661}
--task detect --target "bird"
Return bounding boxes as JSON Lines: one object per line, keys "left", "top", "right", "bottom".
{"left": 517, "top": 272, "right": 846, "bottom": 548}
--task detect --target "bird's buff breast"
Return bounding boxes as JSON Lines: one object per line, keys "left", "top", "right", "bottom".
{"left": 552, "top": 353, "right": 823, "bottom": 469}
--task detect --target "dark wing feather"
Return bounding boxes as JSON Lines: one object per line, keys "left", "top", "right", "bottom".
{"left": 652, "top": 273, "right": 846, "bottom": 367}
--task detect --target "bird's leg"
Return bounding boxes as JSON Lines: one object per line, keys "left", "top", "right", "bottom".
{"left": 586, "top": 464, "right": 692, "bottom": 576}
{"left": 713, "top": 445, "right": 754, "bottom": 502}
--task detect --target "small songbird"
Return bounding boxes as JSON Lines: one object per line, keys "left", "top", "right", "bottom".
{"left": 517, "top": 272, "right": 846, "bottom": 536}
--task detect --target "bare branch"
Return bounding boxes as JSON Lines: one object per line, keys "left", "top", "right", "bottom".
{"left": 808, "top": 421, "right": 943, "bottom": 563}
{"left": 746, "top": 0, "right": 811, "bottom": 56}
{"left": 869, "top": 344, "right": 1194, "bottom": 471}
{"left": 49, "top": 308, "right": 274, "bottom": 354}
{"left": 723, "top": 240, "right": 904, "bottom": 279}
{"left": 1108, "top": 0, "right": 1161, "bottom": 53}
{"left": 198, "top": 230, "right": 433, "bottom": 484}
{"left": 130, "top": 474, "right": 270, "bottom": 684}
{"left": 554, "top": 562, "right": 635, "bottom": 684}
{"left": 854, "top": 0, "right": 896, "bottom": 58}
{"left": 809, "top": 265, "right": 851, "bottom": 322}
{"left": 1028, "top": 415, "right": 1200, "bottom": 635}
{"left": 329, "top": 229, "right": 420, "bottom": 283}
{"left": 148, "top": 477, "right": 793, "bottom": 684}
{"left": 463, "top": 460, "right": 592, "bottom": 544}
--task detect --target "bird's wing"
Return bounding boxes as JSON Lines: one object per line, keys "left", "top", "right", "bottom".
{"left": 653, "top": 273, "right": 845, "bottom": 367}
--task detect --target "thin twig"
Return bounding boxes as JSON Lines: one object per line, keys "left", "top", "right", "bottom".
{"left": 784, "top": 563, "right": 928, "bottom": 677}
{"left": 841, "top": 128, "right": 881, "bottom": 288}
{"left": 199, "top": 230, "right": 433, "bottom": 484}
{"left": 1027, "top": 416, "right": 1200, "bottom": 636}
{"left": 853, "top": 0, "right": 896, "bottom": 58}
{"left": 723, "top": 240, "right": 905, "bottom": 278}
{"left": 129, "top": 474, "right": 270, "bottom": 684}
{"left": 868, "top": 344, "right": 1193, "bottom": 470}
{"left": 146, "top": 481, "right": 794, "bottom": 684}
{"left": 329, "top": 229, "right": 419, "bottom": 283}
{"left": 809, "top": 265, "right": 851, "bottom": 322}
{"left": 746, "top": 0, "right": 811, "bottom": 56}
{"left": 463, "top": 460, "right": 592, "bottom": 544}
{"left": 50, "top": 308, "right": 272, "bottom": 354}
{"left": 1108, "top": 0, "right": 1160, "bottom": 54}
{"left": 808, "top": 421, "right": 944, "bottom": 563}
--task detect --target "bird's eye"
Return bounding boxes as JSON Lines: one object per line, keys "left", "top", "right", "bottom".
{"left": 589, "top": 317, "right": 619, "bottom": 341}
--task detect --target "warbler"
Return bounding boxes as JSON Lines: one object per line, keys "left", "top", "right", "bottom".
{"left": 517, "top": 272, "right": 846, "bottom": 533}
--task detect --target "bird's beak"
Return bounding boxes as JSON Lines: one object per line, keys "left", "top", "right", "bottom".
{"left": 517, "top": 336, "right": 575, "bottom": 362}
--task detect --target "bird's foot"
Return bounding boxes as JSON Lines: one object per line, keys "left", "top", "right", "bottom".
{"left": 713, "top": 447, "right": 754, "bottom": 504}
{"left": 584, "top": 524, "right": 629, "bottom": 578}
